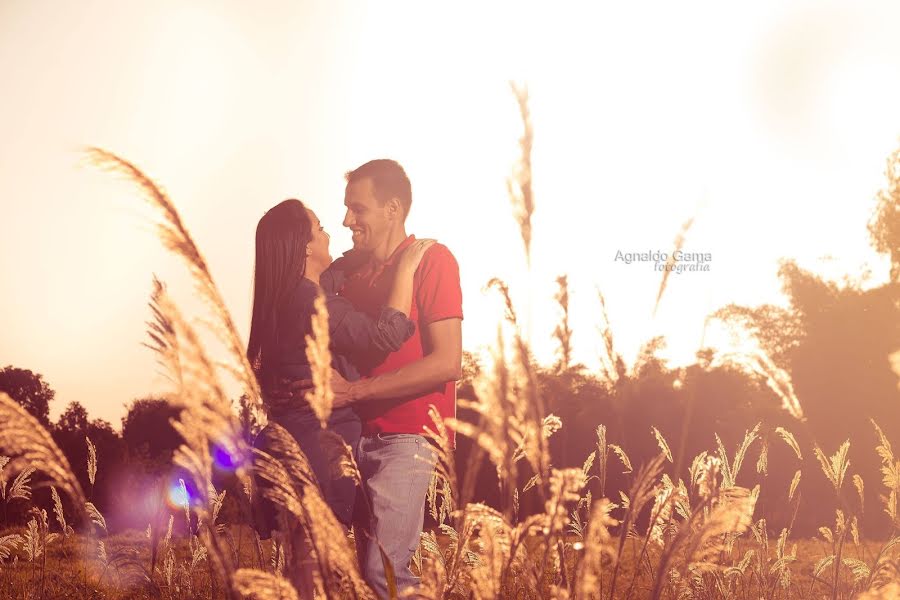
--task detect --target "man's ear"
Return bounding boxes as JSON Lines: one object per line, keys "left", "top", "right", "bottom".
{"left": 386, "top": 197, "right": 403, "bottom": 220}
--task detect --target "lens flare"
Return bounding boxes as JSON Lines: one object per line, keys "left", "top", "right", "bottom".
{"left": 166, "top": 480, "right": 190, "bottom": 509}
{"left": 211, "top": 439, "right": 249, "bottom": 474}
{"left": 164, "top": 471, "right": 201, "bottom": 511}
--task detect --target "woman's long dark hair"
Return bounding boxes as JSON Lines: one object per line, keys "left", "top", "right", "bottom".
{"left": 247, "top": 199, "right": 312, "bottom": 389}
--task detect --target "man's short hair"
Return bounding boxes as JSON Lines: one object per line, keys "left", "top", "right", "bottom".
{"left": 345, "top": 159, "right": 412, "bottom": 218}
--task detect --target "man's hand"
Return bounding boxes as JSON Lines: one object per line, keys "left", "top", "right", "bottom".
{"left": 288, "top": 368, "right": 356, "bottom": 410}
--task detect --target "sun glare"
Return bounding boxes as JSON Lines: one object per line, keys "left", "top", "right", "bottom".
{"left": 1, "top": 1, "right": 896, "bottom": 422}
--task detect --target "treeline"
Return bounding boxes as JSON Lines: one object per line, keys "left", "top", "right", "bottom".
{"left": 1, "top": 258, "right": 897, "bottom": 539}
{"left": 457, "top": 257, "right": 899, "bottom": 538}
{"left": 0, "top": 368, "right": 216, "bottom": 533}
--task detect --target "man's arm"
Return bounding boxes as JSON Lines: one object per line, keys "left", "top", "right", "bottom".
{"left": 292, "top": 317, "right": 461, "bottom": 409}
{"left": 343, "top": 317, "right": 462, "bottom": 405}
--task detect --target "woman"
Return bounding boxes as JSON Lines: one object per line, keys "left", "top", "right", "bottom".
{"left": 247, "top": 198, "right": 432, "bottom": 527}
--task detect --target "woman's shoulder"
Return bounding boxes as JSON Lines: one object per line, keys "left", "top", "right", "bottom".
{"left": 282, "top": 277, "right": 321, "bottom": 314}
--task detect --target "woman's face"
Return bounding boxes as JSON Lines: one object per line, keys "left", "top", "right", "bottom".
{"left": 305, "top": 208, "right": 332, "bottom": 271}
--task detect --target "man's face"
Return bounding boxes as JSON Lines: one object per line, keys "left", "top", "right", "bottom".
{"left": 343, "top": 177, "right": 391, "bottom": 251}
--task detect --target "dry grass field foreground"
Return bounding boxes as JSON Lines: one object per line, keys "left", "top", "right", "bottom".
{"left": 0, "top": 86, "right": 898, "bottom": 599}
{"left": 0, "top": 524, "right": 897, "bottom": 599}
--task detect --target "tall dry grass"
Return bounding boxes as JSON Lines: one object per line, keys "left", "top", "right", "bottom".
{"left": 0, "top": 86, "right": 897, "bottom": 600}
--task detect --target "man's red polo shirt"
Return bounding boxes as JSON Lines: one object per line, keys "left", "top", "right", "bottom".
{"left": 339, "top": 235, "right": 462, "bottom": 446}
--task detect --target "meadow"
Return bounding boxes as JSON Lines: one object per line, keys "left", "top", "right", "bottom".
{"left": 0, "top": 86, "right": 899, "bottom": 599}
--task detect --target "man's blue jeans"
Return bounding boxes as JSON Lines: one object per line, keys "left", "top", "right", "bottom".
{"left": 354, "top": 433, "right": 436, "bottom": 598}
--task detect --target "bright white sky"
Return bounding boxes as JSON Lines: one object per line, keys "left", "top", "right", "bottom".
{"left": 1, "top": 0, "right": 896, "bottom": 427}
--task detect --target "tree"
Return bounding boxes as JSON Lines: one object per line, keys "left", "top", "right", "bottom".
{"left": 121, "top": 397, "right": 183, "bottom": 472}
{"left": 709, "top": 302, "right": 804, "bottom": 370}
{"left": 706, "top": 258, "right": 900, "bottom": 534}
{"left": 0, "top": 366, "right": 55, "bottom": 427}
{"left": 870, "top": 146, "right": 900, "bottom": 284}
{"left": 43, "top": 400, "right": 126, "bottom": 530}
{"left": 56, "top": 401, "right": 89, "bottom": 434}
{"left": 53, "top": 401, "right": 124, "bottom": 490}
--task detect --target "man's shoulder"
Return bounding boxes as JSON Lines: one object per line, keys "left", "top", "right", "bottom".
{"left": 415, "top": 242, "right": 463, "bottom": 318}
{"left": 420, "top": 242, "right": 459, "bottom": 270}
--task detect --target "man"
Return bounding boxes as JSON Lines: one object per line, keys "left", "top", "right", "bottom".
{"left": 314, "top": 159, "right": 463, "bottom": 597}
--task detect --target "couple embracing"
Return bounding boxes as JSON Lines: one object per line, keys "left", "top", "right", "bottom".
{"left": 246, "top": 159, "right": 462, "bottom": 598}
